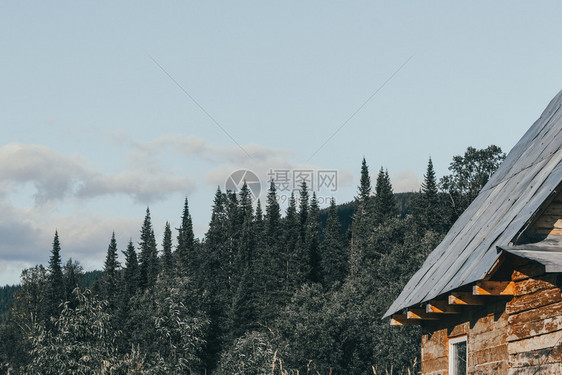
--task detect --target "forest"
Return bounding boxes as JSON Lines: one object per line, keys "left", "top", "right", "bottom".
{"left": 0, "top": 145, "right": 506, "bottom": 375}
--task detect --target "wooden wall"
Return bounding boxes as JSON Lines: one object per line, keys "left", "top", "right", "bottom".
{"left": 505, "top": 260, "right": 562, "bottom": 374}
{"left": 420, "top": 260, "right": 562, "bottom": 374}
{"left": 421, "top": 300, "right": 508, "bottom": 375}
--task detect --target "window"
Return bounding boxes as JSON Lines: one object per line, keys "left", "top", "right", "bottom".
{"left": 449, "top": 335, "right": 467, "bottom": 375}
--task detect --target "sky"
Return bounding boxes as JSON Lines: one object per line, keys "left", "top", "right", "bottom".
{"left": 1, "top": 1, "right": 562, "bottom": 285}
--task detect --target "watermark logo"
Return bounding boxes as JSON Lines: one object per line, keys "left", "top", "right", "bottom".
{"left": 225, "top": 169, "right": 339, "bottom": 205}
{"left": 225, "top": 169, "right": 261, "bottom": 201}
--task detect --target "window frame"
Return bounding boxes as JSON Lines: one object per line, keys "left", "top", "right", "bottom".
{"left": 448, "top": 335, "right": 468, "bottom": 375}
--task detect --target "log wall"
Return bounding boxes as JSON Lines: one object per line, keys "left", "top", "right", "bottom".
{"left": 421, "top": 300, "right": 509, "bottom": 375}
{"left": 420, "top": 261, "right": 562, "bottom": 374}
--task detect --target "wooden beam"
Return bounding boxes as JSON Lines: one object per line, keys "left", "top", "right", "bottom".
{"left": 448, "top": 292, "right": 485, "bottom": 306}
{"left": 407, "top": 308, "right": 439, "bottom": 320}
{"left": 426, "top": 300, "right": 461, "bottom": 314}
{"left": 473, "top": 281, "right": 515, "bottom": 296}
{"left": 390, "top": 314, "right": 420, "bottom": 326}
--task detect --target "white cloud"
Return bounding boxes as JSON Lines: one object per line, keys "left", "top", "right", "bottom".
{"left": 0, "top": 143, "right": 196, "bottom": 204}
{"left": 391, "top": 170, "right": 421, "bottom": 193}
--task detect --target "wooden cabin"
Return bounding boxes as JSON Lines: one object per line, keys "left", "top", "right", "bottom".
{"left": 384, "top": 91, "right": 562, "bottom": 375}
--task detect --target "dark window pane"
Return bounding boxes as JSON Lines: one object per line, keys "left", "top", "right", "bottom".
{"left": 452, "top": 341, "right": 466, "bottom": 375}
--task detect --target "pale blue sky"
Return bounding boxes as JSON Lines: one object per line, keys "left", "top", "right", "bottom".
{"left": 1, "top": 1, "right": 562, "bottom": 284}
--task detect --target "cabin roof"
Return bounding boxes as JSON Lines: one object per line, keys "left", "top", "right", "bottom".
{"left": 384, "top": 90, "right": 562, "bottom": 318}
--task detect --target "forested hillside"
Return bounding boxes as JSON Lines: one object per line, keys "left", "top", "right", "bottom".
{"left": 0, "top": 145, "right": 505, "bottom": 375}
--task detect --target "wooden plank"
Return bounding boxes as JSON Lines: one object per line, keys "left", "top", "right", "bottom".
{"left": 506, "top": 288, "right": 562, "bottom": 315}
{"left": 514, "top": 274, "right": 558, "bottom": 296}
{"left": 390, "top": 314, "right": 420, "bottom": 326}
{"left": 425, "top": 300, "right": 461, "bottom": 314}
{"left": 509, "top": 363, "right": 562, "bottom": 375}
{"left": 507, "top": 314, "right": 562, "bottom": 342}
{"left": 508, "top": 301, "right": 562, "bottom": 327}
{"left": 509, "top": 347, "right": 562, "bottom": 368}
{"left": 507, "top": 330, "right": 562, "bottom": 354}
{"left": 407, "top": 308, "right": 439, "bottom": 320}
{"left": 474, "top": 281, "right": 515, "bottom": 296}
{"left": 449, "top": 291, "right": 485, "bottom": 305}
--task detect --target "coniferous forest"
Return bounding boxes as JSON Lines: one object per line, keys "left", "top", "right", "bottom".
{"left": 0, "top": 146, "right": 505, "bottom": 375}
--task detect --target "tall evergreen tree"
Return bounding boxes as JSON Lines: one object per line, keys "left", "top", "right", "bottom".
{"left": 373, "top": 168, "right": 397, "bottom": 225}
{"left": 321, "top": 198, "right": 347, "bottom": 287}
{"left": 176, "top": 198, "right": 195, "bottom": 276}
{"left": 256, "top": 181, "right": 285, "bottom": 323}
{"left": 200, "top": 187, "right": 230, "bottom": 370}
{"left": 305, "top": 193, "right": 322, "bottom": 283}
{"left": 283, "top": 193, "right": 300, "bottom": 291}
{"left": 122, "top": 239, "right": 139, "bottom": 298}
{"left": 161, "top": 222, "right": 173, "bottom": 277}
{"left": 234, "top": 182, "right": 254, "bottom": 281}
{"left": 416, "top": 158, "right": 442, "bottom": 233}
{"left": 357, "top": 157, "right": 372, "bottom": 202}
{"left": 102, "top": 233, "right": 120, "bottom": 307}
{"left": 138, "top": 208, "right": 158, "bottom": 289}
{"left": 349, "top": 159, "right": 374, "bottom": 277}
{"left": 47, "top": 231, "right": 64, "bottom": 321}
{"left": 298, "top": 181, "right": 309, "bottom": 242}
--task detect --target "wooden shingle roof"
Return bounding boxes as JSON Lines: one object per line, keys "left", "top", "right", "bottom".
{"left": 384, "top": 90, "right": 562, "bottom": 318}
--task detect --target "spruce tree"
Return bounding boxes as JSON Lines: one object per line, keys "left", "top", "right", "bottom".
{"left": 298, "top": 181, "right": 309, "bottom": 242}
{"left": 201, "top": 187, "right": 230, "bottom": 370}
{"left": 47, "top": 231, "right": 64, "bottom": 321}
{"left": 102, "top": 232, "right": 120, "bottom": 307}
{"left": 283, "top": 193, "right": 300, "bottom": 291}
{"left": 357, "top": 157, "right": 372, "bottom": 202}
{"left": 234, "top": 182, "right": 254, "bottom": 282}
{"left": 161, "top": 222, "right": 173, "bottom": 277}
{"left": 373, "top": 168, "right": 397, "bottom": 225}
{"left": 122, "top": 239, "right": 139, "bottom": 297}
{"left": 349, "top": 159, "right": 374, "bottom": 277}
{"left": 321, "top": 198, "right": 347, "bottom": 287}
{"left": 176, "top": 198, "right": 195, "bottom": 275}
{"left": 138, "top": 208, "right": 158, "bottom": 289}
{"left": 256, "top": 181, "right": 285, "bottom": 323}
{"left": 419, "top": 158, "right": 441, "bottom": 233}
{"left": 304, "top": 193, "right": 322, "bottom": 283}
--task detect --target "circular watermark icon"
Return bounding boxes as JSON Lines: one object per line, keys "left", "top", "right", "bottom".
{"left": 225, "top": 169, "right": 261, "bottom": 201}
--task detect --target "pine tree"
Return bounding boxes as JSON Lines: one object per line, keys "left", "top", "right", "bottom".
{"left": 256, "top": 181, "right": 285, "bottom": 323}
{"left": 102, "top": 232, "right": 120, "bottom": 307}
{"left": 200, "top": 187, "right": 230, "bottom": 370}
{"left": 138, "top": 208, "right": 158, "bottom": 289}
{"left": 305, "top": 193, "right": 322, "bottom": 283}
{"left": 321, "top": 198, "right": 347, "bottom": 287}
{"left": 122, "top": 239, "right": 139, "bottom": 297}
{"left": 349, "top": 159, "right": 374, "bottom": 277}
{"left": 416, "top": 158, "right": 442, "bottom": 233}
{"left": 176, "top": 198, "right": 195, "bottom": 276}
{"left": 47, "top": 231, "right": 64, "bottom": 321}
{"left": 265, "top": 181, "right": 282, "bottom": 245}
{"left": 373, "top": 168, "right": 397, "bottom": 225}
{"left": 298, "top": 181, "right": 309, "bottom": 242}
{"left": 234, "top": 182, "right": 254, "bottom": 283}
{"left": 161, "top": 222, "right": 173, "bottom": 277}
{"left": 283, "top": 193, "right": 300, "bottom": 291}
{"left": 357, "top": 157, "right": 372, "bottom": 202}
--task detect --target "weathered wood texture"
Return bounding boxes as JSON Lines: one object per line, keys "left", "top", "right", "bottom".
{"left": 505, "top": 265, "right": 562, "bottom": 375}
{"left": 528, "top": 194, "right": 562, "bottom": 236}
{"left": 420, "top": 301, "right": 508, "bottom": 374}
{"left": 421, "top": 264, "right": 562, "bottom": 374}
